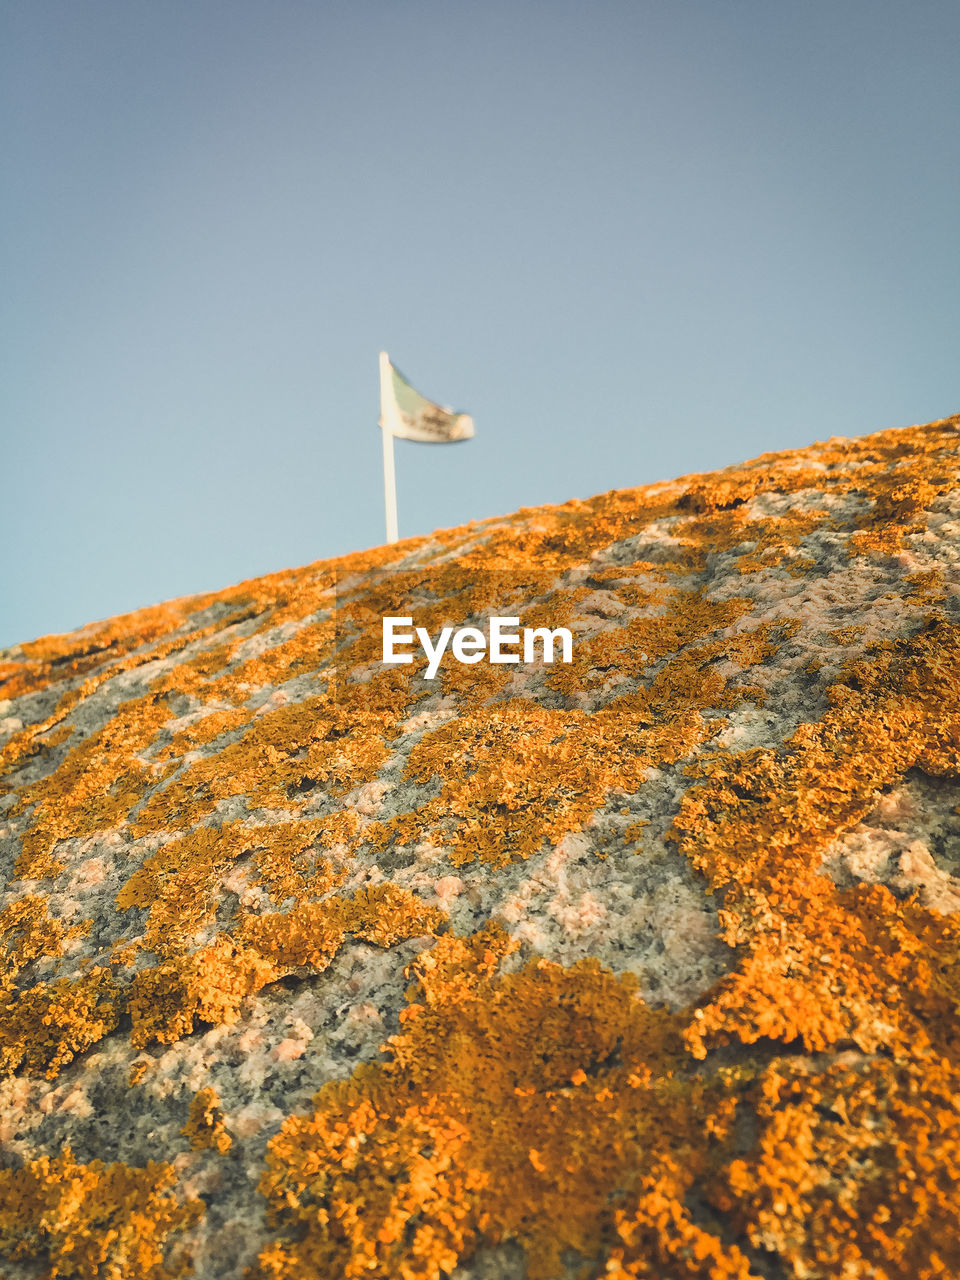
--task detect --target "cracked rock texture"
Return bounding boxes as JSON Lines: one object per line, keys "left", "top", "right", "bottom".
{"left": 2, "top": 413, "right": 960, "bottom": 1279}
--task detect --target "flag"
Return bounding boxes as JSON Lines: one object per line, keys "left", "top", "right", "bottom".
{"left": 380, "top": 355, "right": 474, "bottom": 443}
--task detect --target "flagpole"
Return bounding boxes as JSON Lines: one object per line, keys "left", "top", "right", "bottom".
{"left": 379, "top": 351, "right": 399, "bottom": 544}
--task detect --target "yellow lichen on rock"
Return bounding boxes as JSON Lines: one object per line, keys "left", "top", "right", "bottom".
{"left": 181, "top": 1087, "right": 232, "bottom": 1155}
{"left": 0, "top": 1149, "right": 203, "bottom": 1279}
{"left": 1, "top": 414, "right": 960, "bottom": 1278}
{"left": 0, "top": 966, "right": 121, "bottom": 1079}
{"left": 673, "top": 619, "right": 960, "bottom": 1061}
{"left": 122, "top": 885, "right": 446, "bottom": 1048}
{"left": 0, "top": 894, "right": 89, "bottom": 984}
{"left": 11, "top": 694, "right": 172, "bottom": 878}
{"left": 115, "top": 818, "right": 343, "bottom": 956}
{"left": 257, "top": 925, "right": 722, "bottom": 1280}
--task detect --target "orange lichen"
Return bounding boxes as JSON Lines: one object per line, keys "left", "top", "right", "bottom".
{"left": 257, "top": 910, "right": 960, "bottom": 1279}
{"left": 2, "top": 414, "right": 960, "bottom": 1276}
{"left": 366, "top": 699, "right": 649, "bottom": 868}
{"left": 365, "top": 666, "right": 725, "bottom": 871}
{"left": 0, "top": 966, "right": 121, "bottom": 1078}
{"left": 673, "top": 619, "right": 960, "bottom": 1062}
{"left": 235, "top": 883, "right": 446, "bottom": 970}
{"left": 848, "top": 451, "right": 954, "bottom": 555}
{"left": 127, "top": 937, "right": 279, "bottom": 1047}
{"left": 129, "top": 1056, "right": 152, "bottom": 1086}
{"left": 0, "top": 895, "right": 88, "bottom": 984}
{"left": 904, "top": 568, "right": 947, "bottom": 602}
{"left": 204, "top": 617, "right": 337, "bottom": 705}
{"left": 711, "top": 1054, "right": 960, "bottom": 1278}
{"left": 0, "top": 896, "right": 106, "bottom": 1078}
{"left": 0, "top": 1149, "right": 202, "bottom": 1279}
{"left": 129, "top": 686, "right": 400, "bottom": 839}
{"left": 125, "top": 885, "right": 445, "bottom": 1050}
{"left": 361, "top": 607, "right": 789, "bottom": 872}
{"left": 10, "top": 693, "right": 173, "bottom": 878}
{"left": 154, "top": 707, "right": 253, "bottom": 760}
{"left": 115, "top": 818, "right": 343, "bottom": 956}
{"left": 181, "top": 1086, "right": 232, "bottom": 1154}
{"left": 545, "top": 589, "right": 752, "bottom": 695}
{"left": 256, "top": 926, "right": 726, "bottom": 1280}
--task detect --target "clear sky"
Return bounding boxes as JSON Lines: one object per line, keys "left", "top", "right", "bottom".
{"left": 3, "top": 1, "right": 958, "bottom": 648}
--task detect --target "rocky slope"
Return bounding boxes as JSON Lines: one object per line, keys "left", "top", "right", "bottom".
{"left": 1, "top": 413, "right": 960, "bottom": 1280}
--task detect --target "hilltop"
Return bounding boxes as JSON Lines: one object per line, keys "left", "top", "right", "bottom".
{"left": 2, "top": 414, "right": 960, "bottom": 1279}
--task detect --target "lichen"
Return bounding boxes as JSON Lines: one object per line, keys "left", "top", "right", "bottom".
{"left": 181, "top": 1087, "right": 232, "bottom": 1155}
{"left": 1, "top": 414, "right": 959, "bottom": 1277}
{"left": 0, "top": 1149, "right": 203, "bottom": 1279}
{"left": 256, "top": 925, "right": 718, "bottom": 1280}
{"left": 0, "top": 894, "right": 89, "bottom": 985}
{"left": 673, "top": 619, "right": 960, "bottom": 1063}
{"left": 0, "top": 967, "right": 121, "bottom": 1079}
{"left": 124, "top": 886, "right": 446, "bottom": 1049}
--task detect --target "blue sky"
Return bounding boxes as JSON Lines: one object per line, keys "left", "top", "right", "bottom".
{"left": 3, "top": 1, "right": 958, "bottom": 647}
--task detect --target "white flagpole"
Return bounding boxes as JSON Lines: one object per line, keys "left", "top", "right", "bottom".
{"left": 379, "top": 350, "right": 399, "bottom": 544}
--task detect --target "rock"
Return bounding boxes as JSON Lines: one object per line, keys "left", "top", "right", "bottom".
{"left": 2, "top": 412, "right": 960, "bottom": 1279}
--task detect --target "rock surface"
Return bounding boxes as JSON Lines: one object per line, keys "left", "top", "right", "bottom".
{"left": 2, "top": 413, "right": 960, "bottom": 1279}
